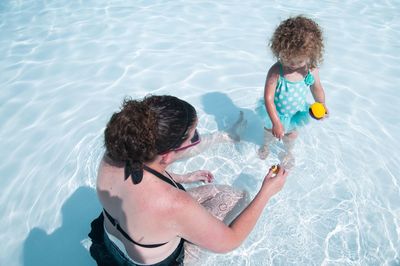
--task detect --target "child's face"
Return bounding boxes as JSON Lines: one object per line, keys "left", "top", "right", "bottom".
{"left": 280, "top": 55, "right": 309, "bottom": 70}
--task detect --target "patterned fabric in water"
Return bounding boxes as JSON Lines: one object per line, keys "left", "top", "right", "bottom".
{"left": 184, "top": 184, "right": 249, "bottom": 265}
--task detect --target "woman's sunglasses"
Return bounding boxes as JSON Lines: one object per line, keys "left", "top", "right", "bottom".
{"left": 172, "top": 129, "right": 201, "bottom": 152}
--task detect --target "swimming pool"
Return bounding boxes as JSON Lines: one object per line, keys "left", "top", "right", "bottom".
{"left": 0, "top": 0, "right": 399, "bottom": 265}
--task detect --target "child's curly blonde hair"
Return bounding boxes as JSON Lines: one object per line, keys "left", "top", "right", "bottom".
{"left": 270, "top": 15, "right": 324, "bottom": 69}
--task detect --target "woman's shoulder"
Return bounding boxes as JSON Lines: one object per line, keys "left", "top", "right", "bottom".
{"left": 97, "top": 156, "right": 124, "bottom": 181}
{"left": 153, "top": 188, "right": 197, "bottom": 218}
{"left": 139, "top": 177, "right": 191, "bottom": 209}
{"left": 135, "top": 186, "right": 195, "bottom": 228}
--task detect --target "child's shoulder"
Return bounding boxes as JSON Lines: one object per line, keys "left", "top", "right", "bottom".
{"left": 267, "top": 62, "right": 281, "bottom": 77}
{"left": 309, "top": 67, "right": 320, "bottom": 76}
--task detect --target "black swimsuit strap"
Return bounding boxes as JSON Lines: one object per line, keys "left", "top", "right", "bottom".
{"left": 143, "top": 165, "right": 186, "bottom": 191}
{"left": 103, "top": 209, "right": 168, "bottom": 248}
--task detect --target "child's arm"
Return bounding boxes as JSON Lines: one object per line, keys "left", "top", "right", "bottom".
{"left": 310, "top": 68, "right": 328, "bottom": 114}
{"left": 264, "top": 63, "right": 284, "bottom": 139}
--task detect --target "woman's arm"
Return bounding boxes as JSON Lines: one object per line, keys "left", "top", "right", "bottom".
{"left": 172, "top": 132, "right": 232, "bottom": 161}
{"left": 168, "top": 170, "right": 213, "bottom": 184}
{"left": 173, "top": 167, "right": 287, "bottom": 253}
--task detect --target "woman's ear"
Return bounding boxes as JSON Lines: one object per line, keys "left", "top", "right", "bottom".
{"left": 160, "top": 152, "right": 175, "bottom": 165}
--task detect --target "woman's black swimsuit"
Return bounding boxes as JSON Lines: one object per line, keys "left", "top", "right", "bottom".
{"left": 88, "top": 165, "right": 186, "bottom": 266}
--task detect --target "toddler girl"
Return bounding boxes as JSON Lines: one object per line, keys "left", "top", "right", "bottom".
{"left": 257, "top": 15, "right": 328, "bottom": 167}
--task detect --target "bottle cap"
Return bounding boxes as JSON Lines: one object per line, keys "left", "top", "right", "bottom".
{"left": 270, "top": 165, "right": 279, "bottom": 174}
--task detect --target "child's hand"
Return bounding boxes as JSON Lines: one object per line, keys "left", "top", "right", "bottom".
{"left": 317, "top": 104, "right": 329, "bottom": 120}
{"left": 187, "top": 170, "right": 214, "bottom": 183}
{"left": 272, "top": 122, "right": 284, "bottom": 140}
{"left": 323, "top": 105, "right": 329, "bottom": 118}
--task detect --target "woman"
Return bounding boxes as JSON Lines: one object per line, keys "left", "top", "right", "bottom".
{"left": 88, "top": 95, "right": 287, "bottom": 265}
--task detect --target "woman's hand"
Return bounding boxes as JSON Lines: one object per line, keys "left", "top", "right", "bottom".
{"left": 186, "top": 170, "right": 214, "bottom": 183}
{"left": 261, "top": 165, "right": 288, "bottom": 198}
{"left": 272, "top": 122, "right": 284, "bottom": 140}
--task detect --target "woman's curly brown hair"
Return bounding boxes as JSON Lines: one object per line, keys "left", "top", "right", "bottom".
{"left": 104, "top": 95, "right": 196, "bottom": 168}
{"left": 270, "top": 15, "right": 324, "bottom": 69}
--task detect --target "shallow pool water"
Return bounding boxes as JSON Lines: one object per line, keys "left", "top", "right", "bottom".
{"left": 0, "top": 1, "right": 399, "bottom": 265}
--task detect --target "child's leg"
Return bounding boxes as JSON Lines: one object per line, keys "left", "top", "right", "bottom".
{"left": 257, "top": 127, "right": 274, "bottom": 160}
{"left": 226, "top": 111, "right": 246, "bottom": 142}
{"left": 280, "top": 131, "right": 297, "bottom": 169}
{"left": 175, "top": 111, "right": 246, "bottom": 161}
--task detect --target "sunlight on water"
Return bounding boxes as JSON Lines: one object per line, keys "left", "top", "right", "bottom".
{"left": 0, "top": 1, "right": 399, "bottom": 265}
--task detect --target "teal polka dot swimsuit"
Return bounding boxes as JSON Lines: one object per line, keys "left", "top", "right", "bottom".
{"left": 257, "top": 63, "right": 315, "bottom": 133}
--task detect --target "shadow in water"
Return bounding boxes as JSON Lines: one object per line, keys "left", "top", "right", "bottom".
{"left": 232, "top": 172, "right": 260, "bottom": 193}
{"left": 201, "top": 92, "right": 264, "bottom": 146}
{"left": 23, "top": 186, "right": 101, "bottom": 266}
